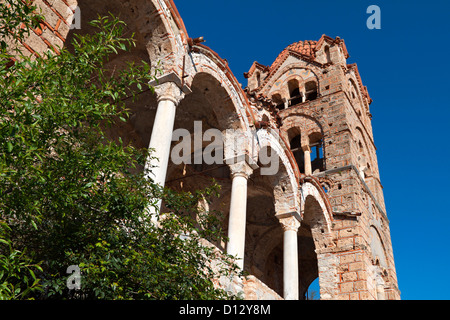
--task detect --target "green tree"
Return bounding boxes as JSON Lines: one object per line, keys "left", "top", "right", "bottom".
{"left": 0, "top": 1, "right": 239, "bottom": 300}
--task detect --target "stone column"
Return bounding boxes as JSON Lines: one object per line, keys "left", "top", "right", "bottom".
{"left": 145, "top": 81, "right": 185, "bottom": 211}
{"left": 277, "top": 212, "right": 301, "bottom": 300}
{"left": 226, "top": 160, "right": 254, "bottom": 270}
{"left": 302, "top": 145, "right": 312, "bottom": 175}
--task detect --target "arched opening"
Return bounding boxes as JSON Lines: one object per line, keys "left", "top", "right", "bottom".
{"left": 298, "top": 182, "right": 335, "bottom": 300}
{"left": 309, "top": 132, "right": 325, "bottom": 173}
{"left": 305, "top": 81, "right": 318, "bottom": 101}
{"left": 163, "top": 71, "right": 244, "bottom": 250}
{"left": 296, "top": 194, "right": 329, "bottom": 299}
{"left": 289, "top": 134, "right": 305, "bottom": 174}
{"left": 244, "top": 139, "right": 301, "bottom": 299}
{"left": 244, "top": 153, "right": 286, "bottom": 298}
{"left": 354, "top": 127, "right": 374, "bottom": 183}
{"left": 288, "top": 79, "right": 303, "bottom": 106}
{"left": 65, "top": 0, "right": 172, "bottom": 151}
{"left": 297, "top": 224, "right": 319, "bottom": 300}
{"left": 245, "top": 177, "right": 283, "bottom": 296}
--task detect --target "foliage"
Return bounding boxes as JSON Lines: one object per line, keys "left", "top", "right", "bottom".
{"left": 0, "top": 222, "right": 43, "bottom": 299}
{"left": 0, "top": 3, "right": 239, "bottom": 300}
{"left": 0, "top": 0, "right": 43, "bottom": 51}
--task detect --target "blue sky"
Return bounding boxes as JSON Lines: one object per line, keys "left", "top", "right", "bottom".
{"left": 174, "top": 0, "right": 450, "bottom": 300}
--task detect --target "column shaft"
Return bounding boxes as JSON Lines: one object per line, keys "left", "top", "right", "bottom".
{"left": 145, "top": 98, "right": 177, "bottom": 187}
{"left": 277, "top": 214, "right": 301, "bottom": 300}
{"left": 144, "top": 81, "right": 185, "bottom": 217}
{"left": 303, "top": 147, "right": 312, "bottom": 175}
{"left": 283, "top": 228, "right": 299, "bottom": 300}
{"left": 226, "top": 161, "right": 254, "bottom": 270}
{"left": 227, "top": 173, "right": 248, "bottom": 270}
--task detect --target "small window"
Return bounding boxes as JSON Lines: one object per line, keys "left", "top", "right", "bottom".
{"left": 256, "top": 72, "right": 261, "bottom": 87}
{"left": 325, "top": 45, "right": 331, "bottom": 64}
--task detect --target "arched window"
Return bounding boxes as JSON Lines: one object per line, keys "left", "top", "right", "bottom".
{"left": 305, "top": 81, "right": 318, "bottom": 101}
{"left": 256, "top": 72, "right": 261, "bottom": 87}
{"left": 309, "top": 133, "right": 324, "bottom": 173}
{"left": 289, "top": 134, "right": 305, "bottom": 174}
{"left": 349, "top": 79, "right": 363, "bottom": 117}
{"left": 288, "top": 79, "right": 302, "bottom": 106}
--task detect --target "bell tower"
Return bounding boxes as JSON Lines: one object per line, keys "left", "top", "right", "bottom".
{"left": 245, "top": 34, "right": 400, "bottom": 300}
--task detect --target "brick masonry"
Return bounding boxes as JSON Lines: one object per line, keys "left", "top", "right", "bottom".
{"left": 10, "top": 0, "right": 75, "bottom": 58}
{"left": 246, "top": 34, "right": 400, "bottom": 299}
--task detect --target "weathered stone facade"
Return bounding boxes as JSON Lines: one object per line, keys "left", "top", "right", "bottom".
{"left": 9, "top": 0, "right": 400, "bottom": 300}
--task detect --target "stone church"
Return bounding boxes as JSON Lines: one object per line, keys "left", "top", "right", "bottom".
{"left": 12, "top": 0, "right": 400, "bottom": 300}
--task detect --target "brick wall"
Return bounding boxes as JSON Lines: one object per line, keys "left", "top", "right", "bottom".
{"left": 259, "top": 37, "right": 400, "bottom": 299}
{"left": 11, "top": 0, "right": 76, "bottom": 59}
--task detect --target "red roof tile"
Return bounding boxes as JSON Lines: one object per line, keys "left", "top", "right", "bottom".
{"left": 270, "top": 40, "right": 318, "bottom": 70}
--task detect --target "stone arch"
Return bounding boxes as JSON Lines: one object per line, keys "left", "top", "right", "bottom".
{"left": 187, "top": 50, "right": 253, "bottom": 132}
{"left": 264, "top": 64, "right": 322, "bottom": 98}
{"left": 165, "top": 62, "right": 255, "bottom": 188}
{"left": 281, "top": 109, "right": 328, "bottom": 141}
{"left": 281, "top": 112, "right": 327, "bottom": 174}
{"left": 255, "top": 128, "right": 300, "bottom": 214}
{"left": 347, "top": 77, "right": 365, "bottom": 118}
{"left": 368, "top": 224, "right": 390, "bottom": 299}
{"left": 133, "top": 0, "right": 186, "bottom": 73}
{"left": 178, "top": 71, "right": 243, "bottom": 132}
{"left": 244, "top": 130, "right": 302, "bottom": 297}
{"left": 164, "top": 68, "right": 253, "bottom": 237}
{"left": 66, "top": 0, "right": 184, "bottom": 72}
{"left": 239, "top": 128, "right": 301, "bottom": 297}
{"left": 299, "top": 180, "right": 337, "bottom": 299}
{"left": 300, "top": 181, "right": 333, "bottom": 231}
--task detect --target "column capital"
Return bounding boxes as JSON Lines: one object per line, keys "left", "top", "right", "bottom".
{"left": 149, "top": 72, "right": 192, "bottom": 105}
{"left": 228, "top": 159, "right": 254, "bottom": 180}
{"left": 153, "top": 81, "right": 185, "bottom": 106}
{"left": 301, "top": 144, "right": 311, "bottom": 152}
{"left": 276, "top": 212, "right": 301, "bottom": 232}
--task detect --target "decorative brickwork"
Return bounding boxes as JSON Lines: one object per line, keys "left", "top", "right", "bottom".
{"left": 8, "top": 0, "right": 76, "bottom": 59}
